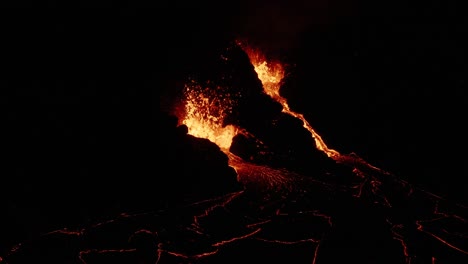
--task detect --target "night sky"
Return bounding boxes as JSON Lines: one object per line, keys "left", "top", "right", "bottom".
{"left": 1, "top": 2, "right": 467, "bottom": 259}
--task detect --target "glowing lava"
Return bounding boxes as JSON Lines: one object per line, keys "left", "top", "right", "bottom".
{"left": 181, "top": 79, "right": 238, "bottom": 151}
{"left": 241, "top": 44, "right": 340, "bottom": 159}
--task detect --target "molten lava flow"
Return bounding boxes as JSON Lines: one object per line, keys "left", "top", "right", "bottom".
{"left": 181, "top": 80, "right": 238, "bottom": 151}
{"left": 240, "top": 44, "right": 393, "bottom": 178}
{"left": 179, "top": 43, "right": 340, "bottom": 160}
{"left": 241, "top": 45, "right": 341, "bottom": 159}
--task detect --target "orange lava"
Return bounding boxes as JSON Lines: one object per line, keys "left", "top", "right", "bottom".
{"left": 180, "top": 42, "right": 341, "bottom": 161}
{"left": 241, "top": 44, "right": 341, "bottom": 159}
{"left": 181, "top": 80, "right": 239, "bottom": 151}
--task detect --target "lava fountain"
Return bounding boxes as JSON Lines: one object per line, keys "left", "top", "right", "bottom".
{"left": 181, "top": 79, "right": 239, "bottom": 151}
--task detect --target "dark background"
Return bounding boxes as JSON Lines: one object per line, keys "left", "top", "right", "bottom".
{"left": 1, "top": 0, "right": 466, "bottom": 246}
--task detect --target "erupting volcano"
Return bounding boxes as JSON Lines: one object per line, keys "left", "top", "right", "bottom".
{"left": 181, "top": 79, "right": 238, "bottom": 151}
{"left": 180, "top": 41, "right": 389, "bottom": 179}
{"left": 181, "top": 42, "right": 339, "bottom": 158}
{"left": 2, "top": 39, "right": 467, "bottom": 264}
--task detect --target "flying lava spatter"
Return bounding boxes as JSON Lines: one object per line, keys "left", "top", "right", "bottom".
{"left": 181, "top": 79, "right": 239, "bottom": 150}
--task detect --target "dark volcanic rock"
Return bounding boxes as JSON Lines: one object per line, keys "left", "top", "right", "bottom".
{"left": 158, "top": 110, "right": 242, "bottom": 200}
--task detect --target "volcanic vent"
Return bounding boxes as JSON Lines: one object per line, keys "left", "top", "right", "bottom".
{"left": 1, "top": 42, "right": 467, "bottom": 264}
